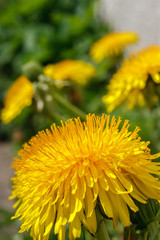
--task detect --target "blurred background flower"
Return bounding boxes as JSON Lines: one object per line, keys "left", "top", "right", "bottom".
{"left": 90, "top": 32, "right": 138, "bottom": 62}
{"left": 43, "top": 59, "right": 96, "bottom": 85}
{"left": 103, "top": 45, "right": 160, "bottom": 112}
{"left": 1, "top": 76, "right": 33, "bottom": 124}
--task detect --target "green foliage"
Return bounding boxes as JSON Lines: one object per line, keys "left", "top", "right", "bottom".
{"left": 0, "top": 0, "right": 109, "bottom": 78}
{"left": 0, "top": 0, "right": 109, "bottom": 140}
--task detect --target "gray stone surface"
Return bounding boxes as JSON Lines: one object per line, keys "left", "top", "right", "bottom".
{"left": 0, "top": 142, "right": 14, "bottom": 210}
{"left": 99, "top": 0, "right": 160, "bottom": 53}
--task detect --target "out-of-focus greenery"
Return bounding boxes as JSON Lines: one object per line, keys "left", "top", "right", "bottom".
{"left": 111, "top": 105, "right": 160, "bottom": 154}
{"left": 0, "top": 0, "right": 108, "bottom": 72}
{"left": 0, "top": 0, "right": 110, "bottom": 141}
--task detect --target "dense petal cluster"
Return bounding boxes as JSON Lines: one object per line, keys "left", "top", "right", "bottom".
{"left": 43, "top": 60, "right": 96, "bottom": 85}
{"left": 1, "top": 76, "right": 33, "bottom": 124}
{"left": 11, "top": 114, "right": 160, "bottom": 240}
{"left": 90, "top": 32, "right": 138, "bottom": 62}
{"left": 103, "top": 46, "right": 160, "bottom": 112}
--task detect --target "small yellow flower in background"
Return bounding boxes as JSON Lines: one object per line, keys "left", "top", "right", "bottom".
{"left": 90, "top": 32, "right": 138, "bottom": 63}
{"left": 43, "top": 59, "right": 96, "bottom": 85}
{"left": 1, "top": 76, "right": 33, "bottom": 124}
{"left": 10, "top": 114, "right": 160, "bottom": 240}
{"left": 103, "top": 45, "right": 160, "bottom": 112}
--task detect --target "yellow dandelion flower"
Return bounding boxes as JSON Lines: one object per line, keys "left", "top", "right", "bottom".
{"left": 103, "top": 45, "right": 160, "bottom": 112}
{"left": 43, "top": 60, "right": 96, "bottom": 85}
{"left": 1, "top": 76, "right": 33, "bottom": 124}
{"left": 90, "top": 32, "right": 138, "bottom": 63}
{"left": 11, "top": 114, "right": 160, "bottom": 240}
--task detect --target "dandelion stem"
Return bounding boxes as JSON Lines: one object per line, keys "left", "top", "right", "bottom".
{"left": 53, "top": 92, "right": 86, "bottom": 120}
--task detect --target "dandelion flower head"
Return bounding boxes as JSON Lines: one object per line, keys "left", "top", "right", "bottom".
{"left": 43, "top": 60, "right": 96, "bottom": 85}
{"left": 11, "top": 114, "right": 160, "bottom": 240}
{"left": 1, "top": 76, "right": 33, "bottom": 124}
{"left": 103, "top": 46, "right": 160, "bottom": 112}
{"left": 90, "top": 32, "right": 138, "bottom": 63}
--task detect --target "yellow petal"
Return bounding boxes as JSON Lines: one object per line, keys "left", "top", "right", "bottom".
{"left": 71, "top": 214, "right": 81, "bottom": 238}
{"left": 84, "top": 186, "right": 94, "bottom": 217}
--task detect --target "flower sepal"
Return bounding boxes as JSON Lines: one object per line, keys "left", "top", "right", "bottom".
{"left": 22, "top": 61, "right": 43, "bottom": 82}
{"left": 95, "top": 206, "right": 111, "bottom": 240}
{"left": 125, "top": 199, "right": 160, "bottom": 240}
{"left": 125, "top": 220, "right": 160, "bottom": 240}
